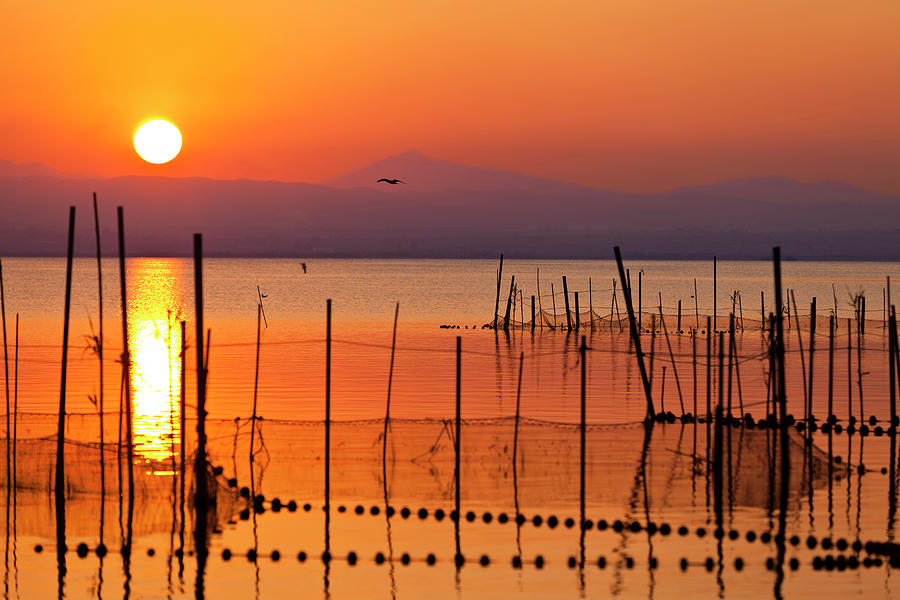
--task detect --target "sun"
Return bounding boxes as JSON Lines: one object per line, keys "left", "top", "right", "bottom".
{"left": 134, "top": 119, "right": 182, "bottom": 164}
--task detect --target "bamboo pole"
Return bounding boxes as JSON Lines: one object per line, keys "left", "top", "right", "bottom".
{"left": 827, "top": 315, "right": 834, "bottom": 422}
{"left": 889, "top": 309, "right": 896, "bottom": 427}
{"left": 706, "top": 317, "right": 712, "bottom": 419}
{"left": 677, "top": 299, "right": 682, "bottom": 333}
{"left": 1, "top": 255, "right": 9, "bottom": 496}
{"left": 727, "top": 314, "right": 734, "bottom": 417}
{"left": 713, "top": 256, "right": 717, "bottom": 331}
{"left": 454, "top": 336, "right": 462, "bottom": 565}
{"left": 613, "top": 247, "right": 655, "bottom": 419}
{"left": 383, "top": 303, "right": 399, "bottom": 479}
{"left": 325, "top": 299, "right": 332, "bottom": 531}
{"left": 91, "top": 193, "right": 105, "bottom": 548}
{"left": 847, "top": 317, "right": 853, "bottom": 423}
{"left": 56, "top": 206, "right": 76, "bottom": 588}
{"left": 493, "top": 255, "right": 503, "bottom": 328}
{"left": 562, "top": 276, "right": 572, "bottom": 330}
{"left": 694, "top": 278, "right": 700, "bottom": 330}
{"left": 790, "top": 290, "right": 807, "bottom": 414}
{"left": 692, "top": 329, "right": 698, "bottom": 418}
{"left": 551, "top": 282, "right": 557, "bottom": 329}
{"left": 192, "top": 233, "right": 208, "bottom": 528}
{"left": 808, "top": 298, "right": 816, "bottom": 422}
{"left": 536, "top": 268, "right": 543, "bottom": 330}
{"left": 579, "top": 336, "right": 587, "bottom": 529}
{"left": 574, "top": 291, "right": 580, "bottom": 331}
{"left": 638, "top": 271, "right": 642, "bottom": 329}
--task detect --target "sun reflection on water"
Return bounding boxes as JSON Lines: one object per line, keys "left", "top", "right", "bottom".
{"left": 127, "top": 259, "right": 184, "bottom": 468}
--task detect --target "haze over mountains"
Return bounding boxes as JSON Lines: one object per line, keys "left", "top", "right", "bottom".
{"left": 1, "top": 151, "right": 898, "bottom": 259}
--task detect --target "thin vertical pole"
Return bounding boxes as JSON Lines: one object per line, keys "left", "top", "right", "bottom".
{"left": 677, "top": 299, "right": 682, "bottom": 332}
{"left": 536, "top": 268, "right": 543, "bottom": 330}
{"left": 889, "top": 309, "right": 896, "bottom": 427}
{"left": 638, "top": 271, "right": 642, "bottom": 329}
{"left": 56, "top": 206, "right": 75, "bottom": 595}
{"left": 579, "top": 336, "right": 587, "bottom": 529}
{"left": 454, "top": 336, "right": 462, "bottom": 564}
{"left": 727, "top": 315, "right": 734, "bottom": 417}
{"left": 847, "top": 318, "right": 853, "bottom": 423}
{"left": 192, "top": 233, "right": 208, "bottom": 510}
{"left": 692, "top": 329, "right": 698, "bottom": 418}
{"left": 574, "top": 291, "right": 580, "bottom": 331}
{"left": 827, "top": 315, "right": 834, "bottom": 421}
{"left": 382, "top": 303, "right": 399, "bottom": 484}
{"left": 713, "top": 256, "right": 717, "bottom": 331}
{"left": 179, "top": 320, "right": 186, "bottom": 538}
{"left": 1, "top": 255, "right": 9, "bottom": 493}
{"left": 761, "top": 291, "right": 765, "bottom": 333}
{"left": 118, "top": 208, "right": 135, "bottom": 511}
{"left": 857, "top": 307, "right": 864, "bottom": 421}
{"left": 551, "top": 283, "right": 557, "bottom": 329}
{"left": 808, "top": 298, "right": 816, "bottom": 422}
{"left": 325, "top": 299, "right": 332, "bottom": 522}
{"left": 772, "top": 248, "right": 787, "bottom": 423}
{"left": 589, "top": 278, "right": 594, "bottom": 330}
{"left": 91, "top": 193, "right": 105, "bottom": 551}
{"left": 659, "top": 294, "right": 685, "bottom": 415}
{"left": 503, "top": 276, "right": 515, "bottom": 332}
{"left": 493, "top": 255, "right": 503, "bottom": 328}
{"left": 706, "top": 317, "right": 712, "bottom": 419}
{"left": 562, "top": 276, "right": 572, "bottom": 330}
{"left": 694, "top": 278, "right": 700, "bottom": 330}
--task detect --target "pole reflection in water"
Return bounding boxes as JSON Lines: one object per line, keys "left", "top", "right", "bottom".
{"left": 127, "top": 259, "right": 184, "bottom": 469}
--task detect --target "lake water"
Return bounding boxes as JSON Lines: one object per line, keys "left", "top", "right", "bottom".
{"left": 1, "top": 257, "right": 899, "bottom": 598}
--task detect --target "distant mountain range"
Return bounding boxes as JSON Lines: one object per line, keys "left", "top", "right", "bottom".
{"left": 1, "top": 152, "right": 898, "bottom": 259}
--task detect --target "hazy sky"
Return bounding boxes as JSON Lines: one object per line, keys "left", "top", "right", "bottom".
{"left": 3, "top": 0, "right": 899, "bottom": 193}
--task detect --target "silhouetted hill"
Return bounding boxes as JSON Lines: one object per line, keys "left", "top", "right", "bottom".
{"left": 0, "top": 158, "right": 94, "bottom": 179}
{"left": 1, "top": 156, "right": 899, "bottom": 259}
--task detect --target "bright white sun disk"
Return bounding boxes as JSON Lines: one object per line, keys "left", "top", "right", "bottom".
{"left": 134, "top": 120, "right": 182, "bottom": 164}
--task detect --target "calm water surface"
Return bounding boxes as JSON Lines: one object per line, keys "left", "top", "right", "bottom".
{"left": 1, "top": 258, "right": 898, "bottom": 599}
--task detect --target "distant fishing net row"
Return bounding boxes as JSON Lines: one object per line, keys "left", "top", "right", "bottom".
{"left": 490, "top": 307, "right": 888, "bottom": 335}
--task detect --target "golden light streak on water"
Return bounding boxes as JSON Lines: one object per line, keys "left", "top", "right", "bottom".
{"left": 127, "top": 259, "right": 184, "bottom": 467}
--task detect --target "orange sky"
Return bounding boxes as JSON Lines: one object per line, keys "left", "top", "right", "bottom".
{"left": 2, "top": 0, "right": 899, "bottom": 193}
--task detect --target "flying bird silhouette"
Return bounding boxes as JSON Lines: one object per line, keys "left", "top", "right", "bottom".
{"left": 377, "top": 178, "right": 405, "bottom": 185}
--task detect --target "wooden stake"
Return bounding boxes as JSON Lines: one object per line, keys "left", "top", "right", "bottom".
{"left": 562, "top": 276, "right": 572, "bottom": 330}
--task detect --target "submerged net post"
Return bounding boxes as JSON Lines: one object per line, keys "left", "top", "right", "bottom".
{"left": 454, "top": 336, "right": 462, "bottom": 566}
{"left": 57, "top": 206, "right": 76, "bottom": 588}
{"left": 562, "top": 276, "right": 572, "bottom": 331}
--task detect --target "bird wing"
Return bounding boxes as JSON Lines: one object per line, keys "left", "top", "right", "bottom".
{"left": 376, "top": 178, "right": 389, "bottom": 183}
